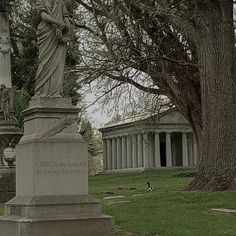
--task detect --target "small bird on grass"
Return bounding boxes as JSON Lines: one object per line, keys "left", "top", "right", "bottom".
{"left": 146, "top": 182, "right": 153, "bottom": 192}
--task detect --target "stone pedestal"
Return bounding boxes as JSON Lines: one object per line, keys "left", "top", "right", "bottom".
{"left": 0, "top": 97, "right": 114, "bottom": 236}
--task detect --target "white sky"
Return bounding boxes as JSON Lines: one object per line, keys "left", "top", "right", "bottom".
{"left": 83, "top": 92, "right": 112, "bottom": 129}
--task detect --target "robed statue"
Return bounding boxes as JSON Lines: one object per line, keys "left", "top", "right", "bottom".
{"left": 35, "top": 0, "right": 70, "bottom": 97}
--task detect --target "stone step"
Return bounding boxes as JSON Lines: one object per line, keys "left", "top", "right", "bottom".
{"left": 0, "top": 214, "right": 114, "bottom": 236}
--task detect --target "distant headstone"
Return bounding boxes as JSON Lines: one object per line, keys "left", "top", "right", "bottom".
{"left": 210, "top": 208, "right": 236, "bottom": 216}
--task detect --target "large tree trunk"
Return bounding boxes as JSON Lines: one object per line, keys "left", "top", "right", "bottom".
{"left": 189, "top": 1, "right": 236, "bottom": 191}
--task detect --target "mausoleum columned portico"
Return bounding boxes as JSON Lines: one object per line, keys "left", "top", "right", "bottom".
{"left": 100, "top": 109, "right": 198, "bottom": 171}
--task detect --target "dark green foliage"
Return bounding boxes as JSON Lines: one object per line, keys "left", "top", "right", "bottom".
{"left": 80, "top": 119, "right": 102, "bottom": 156}
{"left": 12, "top": 88, "right": 31, "bottom": 128}
{"left": 10, "top": 1, "right": 38, "bottom": 95}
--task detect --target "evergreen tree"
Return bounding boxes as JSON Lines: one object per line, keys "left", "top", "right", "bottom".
{"left": 80, "top": 118, "right": 102, "bottom": 156}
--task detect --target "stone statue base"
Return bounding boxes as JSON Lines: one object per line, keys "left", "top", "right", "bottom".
{"left": 0, "top": 97, "right": 114, "bottom": 236}
{"left": 0, "top": 195, "right": 114, "bottom": 236}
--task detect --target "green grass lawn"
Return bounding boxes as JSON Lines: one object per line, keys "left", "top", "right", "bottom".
{"left": 89, "top": 169, "right": 236, "bottom": 236}
{"left": 0, "top": 169, "right": 235, "bottom": 236}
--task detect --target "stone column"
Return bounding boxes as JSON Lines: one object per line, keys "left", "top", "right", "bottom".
{"left": 137, "top": 134, "right": 143, "bottom": 167}
{"left": 103, "top": 139, "right": 108, "bottom": 170}
{"left": 121, "top": 136, "right": 127, "bottom": 169}
{"left": 116, "top": 137, "right": 122, "bottom": 169}
{"left": 126, "top": 135, "right": 132, "bottom": 168}
{"left": 182, "top": 132, "right": 188, "bottom": 167}
{"left": 193, "top": 134, "right": 198, "bottom": 166}
{"left": 166, "top": 132, "right": 172, "bottom": 167}
{"left": 172, "top": 139, "right": 177, "bottom": 167}
{"left": 107, "top": 139, "right": 112, "bottom": 170}
{"left": 149, "top": 135, "right": 155, "bottom": 168}
{"left": 154, "top": 132, "right": 161, "bottom": 167}
{"left": 143, "top": 133, "right": 149, "bottom": 169}
{"left": 132, "top": 134, "right": 138, "bottom": 168}
{"left": 0, "top": 8, "right": 12, "bottom": 87}
{"left": 111, "top": 138, "right": 117, "bottom": 169}
{"left": 188, "top": 133, "right": 194, "bottom": 167}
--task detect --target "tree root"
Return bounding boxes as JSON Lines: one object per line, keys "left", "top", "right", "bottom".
{"left": 188, "top": 169, "right": 236, "bottom": 191}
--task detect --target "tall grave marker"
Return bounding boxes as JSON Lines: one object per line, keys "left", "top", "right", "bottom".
{"left": 0, "top": 0, "right": 22, "bottom": 202}
{"left": 0, "top": 0, "right": 22, "bottom": 154}
{"left": 0, "top": 1, "right": 114, "bottom": 235}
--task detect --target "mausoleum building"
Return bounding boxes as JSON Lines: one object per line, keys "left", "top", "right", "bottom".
{"left": 99, "top": 109, "right": 198, "bottom": 171}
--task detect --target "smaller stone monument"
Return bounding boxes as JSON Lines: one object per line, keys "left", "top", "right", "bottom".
{"left": 0, "top": 0, "right": 22, "bottom": 202}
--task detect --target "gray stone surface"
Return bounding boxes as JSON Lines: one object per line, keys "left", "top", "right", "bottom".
{"left": 210, "top": 208, "right": 236, "bottom": 216}
{"left": 104, "top": 196, "right": 125, "bottom": 200}
{"left": 0, "top": 215, "right": 114, "bottom": 236}
{"left": 5, "top": 195, "right": 103, "bottom": 218}
{"left": 0, "top": 97, "right": 114, "bottom": 235}
{"left": 34, "top": 0, "right": 70, "bottom": 97}
{"left": 0, "top": 11, "right": 12, "bottom": 88}
{"left": 1, "top": 195, "right": 114, "bottom": 235}
{"left": 15, "top": 98, "right": 88, "bottom": 197}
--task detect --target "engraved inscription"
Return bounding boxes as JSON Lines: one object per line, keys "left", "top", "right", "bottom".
{"left": 10, "top": 206, "right": 22, "bottom": 216}
{"left": 35, "top": 160, "right": 87, "bottom": 176}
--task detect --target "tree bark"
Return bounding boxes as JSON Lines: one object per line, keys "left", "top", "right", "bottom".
{"left": 189, "top": 1, "right": 236, "bottom": 191}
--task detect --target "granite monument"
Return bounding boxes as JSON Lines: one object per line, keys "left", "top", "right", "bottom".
{"left": 0, "top": 1, "right": 114, "bottom": 235}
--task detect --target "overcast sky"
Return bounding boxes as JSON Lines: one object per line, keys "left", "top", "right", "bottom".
{"left": 83, "top": 91, "right": 112, "bottom": 129}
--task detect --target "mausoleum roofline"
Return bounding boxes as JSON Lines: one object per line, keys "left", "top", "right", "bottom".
{"left": 99, "top": 107, "right": 179, "bottom": 131}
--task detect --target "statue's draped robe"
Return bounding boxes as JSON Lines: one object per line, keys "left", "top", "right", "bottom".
{"left": 35, "top": 0, "right": 68, "bottom": 97}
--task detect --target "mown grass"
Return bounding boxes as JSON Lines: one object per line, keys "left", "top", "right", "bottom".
{"left": 89, "top": 169, "right": 236, "bottom": 236}
{"left": 0, "top": 169, "right": 235, "bottom": 236}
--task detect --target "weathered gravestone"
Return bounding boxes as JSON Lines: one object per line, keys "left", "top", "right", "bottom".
{"left": 0, "top": 1, "right": 114, "bottom": 235}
